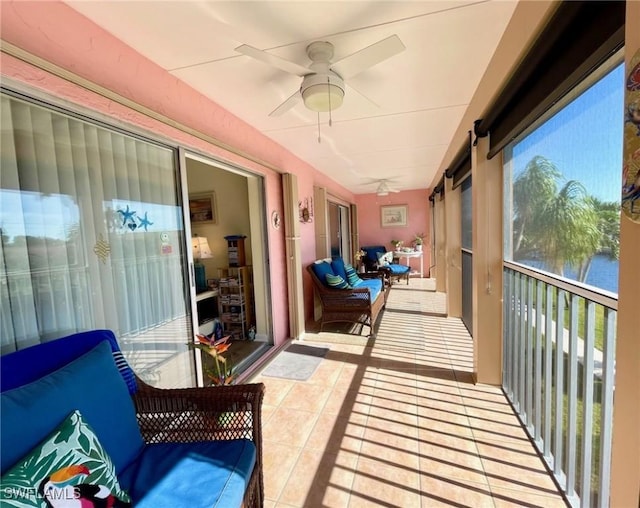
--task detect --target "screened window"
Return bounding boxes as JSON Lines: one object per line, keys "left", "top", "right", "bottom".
{"left": 503, "top": 63, "right": 623, "bottom": 295}
{"left": 461, "top": 176, "right": 472, "bottom": 250}
{"left": 0, "top": 93, "right": 195, "bottom": 387}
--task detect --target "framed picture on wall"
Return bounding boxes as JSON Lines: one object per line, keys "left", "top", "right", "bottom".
{"left": 189, "top": 192, "right": 217, "bottom": 224}
{"left": 380, "top": 204, "right": 408, "bottom": 227}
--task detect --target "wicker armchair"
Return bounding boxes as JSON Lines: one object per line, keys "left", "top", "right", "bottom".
{"left": 307, "top": 262, "right": 389, "bottom": 336}
{"left": 133, "top": 379, "right": 265, "bottom": 507}
{"left": 0, "top": 329, "right": 265, "bottom": 508}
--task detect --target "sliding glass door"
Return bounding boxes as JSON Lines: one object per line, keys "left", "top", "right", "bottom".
{"left": 0, "top": 92, "right": 194, "bottom": 387}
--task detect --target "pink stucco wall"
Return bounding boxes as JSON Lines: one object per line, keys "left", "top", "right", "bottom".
{"left": 356, "top": 190, "right": 432, "bottom": 276}
{"left": 0, "top": 0, "right": 355, "bottom": 342}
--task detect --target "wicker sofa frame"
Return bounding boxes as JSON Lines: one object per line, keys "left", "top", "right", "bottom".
{"left": 307, "top": 264, "right": 389, "bottom": 336}
{"left": 133, "top": 377, "right": 265, "bottom": 507}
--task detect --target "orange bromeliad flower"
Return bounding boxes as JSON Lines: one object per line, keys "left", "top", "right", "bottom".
{"left": 191, "top": 334, "right": 235, "bottom": 386}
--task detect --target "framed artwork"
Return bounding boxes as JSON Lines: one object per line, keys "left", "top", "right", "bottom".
{"left": 189, "top": 193, "right": 217, "bottom": 224}
{"left": 380, "top": 204, "right": 408, "bottom": 228}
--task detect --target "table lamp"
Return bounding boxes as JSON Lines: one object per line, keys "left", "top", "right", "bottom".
{"left": 192, "top": 235, "right": 212, "bottom": 293}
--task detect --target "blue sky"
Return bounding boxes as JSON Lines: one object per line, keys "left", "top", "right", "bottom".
{"left": 513, "top": 64, "right": 624, "bottom": 203}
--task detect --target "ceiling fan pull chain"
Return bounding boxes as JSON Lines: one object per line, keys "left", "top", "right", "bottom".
{"left": 317, "top": 112, "right": 321, "bottom": 143}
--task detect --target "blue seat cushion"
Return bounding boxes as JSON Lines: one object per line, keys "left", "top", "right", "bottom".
{"left": 0, "top": 341, "right": 144, "bottom": 474}
{"left": 358, "top": 278, "right": 382, "bottom": 302}
{"left": 311, "top": 260, "right": 335, "bottom": 287}
{"left": 387, "top": 263, "right": 411, "bottom": 275}
{"left": 119, "top": 440, "right": 256, "bottom": 508}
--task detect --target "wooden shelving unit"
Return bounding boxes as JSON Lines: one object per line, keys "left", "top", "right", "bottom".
{"left": 217, "top": 266, "right": 253, "bottom": 339}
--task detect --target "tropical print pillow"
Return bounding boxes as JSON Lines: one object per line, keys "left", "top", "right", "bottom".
{"left": 0, "top": 410, "right": 131, "bottom": 507}
{"left": 376, "top": 251, "right": 394, "bottom": 266}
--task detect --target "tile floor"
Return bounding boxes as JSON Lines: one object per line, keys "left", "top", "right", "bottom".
{"left": 251, "top": 279, "right": 567, "bottom": 508}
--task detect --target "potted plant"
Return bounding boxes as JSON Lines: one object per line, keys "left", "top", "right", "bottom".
{"left": 390, "top": 239, "right": 404, "bottom": 251}
{"left": 414, "top": 233, "right": 425, "bottom": 252}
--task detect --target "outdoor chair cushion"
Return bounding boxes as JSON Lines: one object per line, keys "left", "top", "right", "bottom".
{"left": 0, "top": 340, "right": 144, "bottom": 475}
{"left": 310, "top": 260, "right": 335, "bottom": 287}
{"left": 119, "top": 440, "right": 256, "bottom": 508}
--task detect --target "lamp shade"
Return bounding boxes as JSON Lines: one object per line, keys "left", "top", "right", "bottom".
{"left": 301, "top": 73, "right": 345, "bottom": 113}
{"left": 191, "top": 236, "right": 212, "bottom": 260}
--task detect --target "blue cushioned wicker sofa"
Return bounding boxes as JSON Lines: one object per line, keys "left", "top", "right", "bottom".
{"left": 0, "top": 329, "right": 264, "bottom": 508}
{"left": 307, "top": 257, "right": 389, "bottom": 336}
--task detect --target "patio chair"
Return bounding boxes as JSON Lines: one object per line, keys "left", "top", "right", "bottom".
{"left": 361, "top": 245, "right": 411, "bottom": 285}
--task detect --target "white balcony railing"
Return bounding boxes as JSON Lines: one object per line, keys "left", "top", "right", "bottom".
{"left": 503, "top": 261, "right": 616, "bottom": 508}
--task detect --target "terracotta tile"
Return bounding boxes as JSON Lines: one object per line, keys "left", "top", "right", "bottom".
{"left": 263, "top": 407, "right": 318, "bottom": 448}
{"left": 419, "top": 473, "right": 494, "bottom": 508}
{"left": 491, "top": 486, "right": 567, "bottom": 507}
{"left": 418, "top": 430, "right": 487, "bottom": 485}
{"left": 306, "top": 412, "right": 365, "bottom": 455}
{"left": 279, "top": 449, "right": 358, "bottom": 507}
{"left": 360, "top": 426, "right": 420, "bottom": 470}
{"left": 334, "top": 366, "right": 377, "bottom": 393}
{"left": 350, "top": 456, "right": 421, "bottom": 508}
{"left": 262, "top": 403, "right": 277, "bottom": 424}
{"left": 322, "top": 390, "right": 371, "bottom": 424}
{"left": 305, "top": 359, "right": 342, "bottom": 386}
{"left": 259, "top": 282, "right": 563, "bottom": 506}
{"left": 262, "top": 442, "right": 301, "bottom": 501}
{"left": 279, "top": 383, "right": 332, "bottom": 413}
{"left": 258, "top": 377, "right": 295, "bottom": 406}
{"left": 476, "top": 441, "right": 562, "bottom": 497}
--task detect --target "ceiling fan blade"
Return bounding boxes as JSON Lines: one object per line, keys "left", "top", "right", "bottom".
{"left": 331, "top": 35, "right": 405, "bottom": 79}
{"left": 346, "top": 82, "right": 379, "bottom": 108}
{"left": 235, "top": 44, "right": 310, "bottom": 76}
{"left": 269, "top": 90, "right": 302, "bottom": 117}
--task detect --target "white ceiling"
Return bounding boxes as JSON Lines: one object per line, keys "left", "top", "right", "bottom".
{"left": 66, "top": 1, "right": 518, "bottom": 194}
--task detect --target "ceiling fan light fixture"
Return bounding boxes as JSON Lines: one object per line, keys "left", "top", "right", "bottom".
{"left": 301, "top": 73, "right": 345, "bottom": 112}
{"left": 377, "top": 181, "right": 390, "bottom": 196}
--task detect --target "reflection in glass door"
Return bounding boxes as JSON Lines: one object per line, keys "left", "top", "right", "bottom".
{"left": 328, "top": 202, "right": 351, "bottom": 261}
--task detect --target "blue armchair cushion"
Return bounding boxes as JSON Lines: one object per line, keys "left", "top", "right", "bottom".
{"left": 0, "top": 341, "right": 144, "bottom": 475}
{"left": 119, "top": 440, "right": 256, "bottom": 508}
{"left": 0, "top": 410, "right": 131, "bottom": 506}
{"left": 0, "top": 329, "right": 137, "bottom": 395}
{"left": 387, "top": 263, "right": 411, "bottom": 275}
{"left": 311, "top": 260, "right": 335, "bottom": 287}
{"left": 362, "top": 246, "right": 386, "bottom": 265}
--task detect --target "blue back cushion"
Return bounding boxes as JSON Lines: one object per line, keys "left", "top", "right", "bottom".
{"left": 1, "top": 329, "right": 137, "bottom": 395}
{"left": 331, "top": 258, "right": 348, "bottom": 281}
{"left": 311, "top": 261, "right": 335, "bottom": 287}
{"left": 1, "top": 341, "right": 144, "bottom": 474}
{"left": 362, "top": 246, "right": 387, "bottom": 265}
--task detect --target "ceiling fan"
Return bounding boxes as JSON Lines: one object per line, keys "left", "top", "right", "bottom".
{"left": 235, "top": 35, "right": 405, "bottom": 117}
{"left": 363, "top": 179, "right": 401, "bottom": 196}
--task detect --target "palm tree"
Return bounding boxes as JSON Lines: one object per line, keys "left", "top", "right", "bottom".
{"left": 512, "top": 156, "right": 560, "bottom": 256}
{"left": 576, "top": 197, "right": 620, "bottom": 282}
{"left": 512, "top": 156, "right": 602, "bottom": 280}
{"left": 535, "top": 180, "right": 600, "bottom": 277}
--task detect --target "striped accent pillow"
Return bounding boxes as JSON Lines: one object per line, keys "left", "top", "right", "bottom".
{"left": 344, "top": 263, "right": 363, "bottom": 287}
{"left": 326, "top": 273, "right": 351, "bottom": 289}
